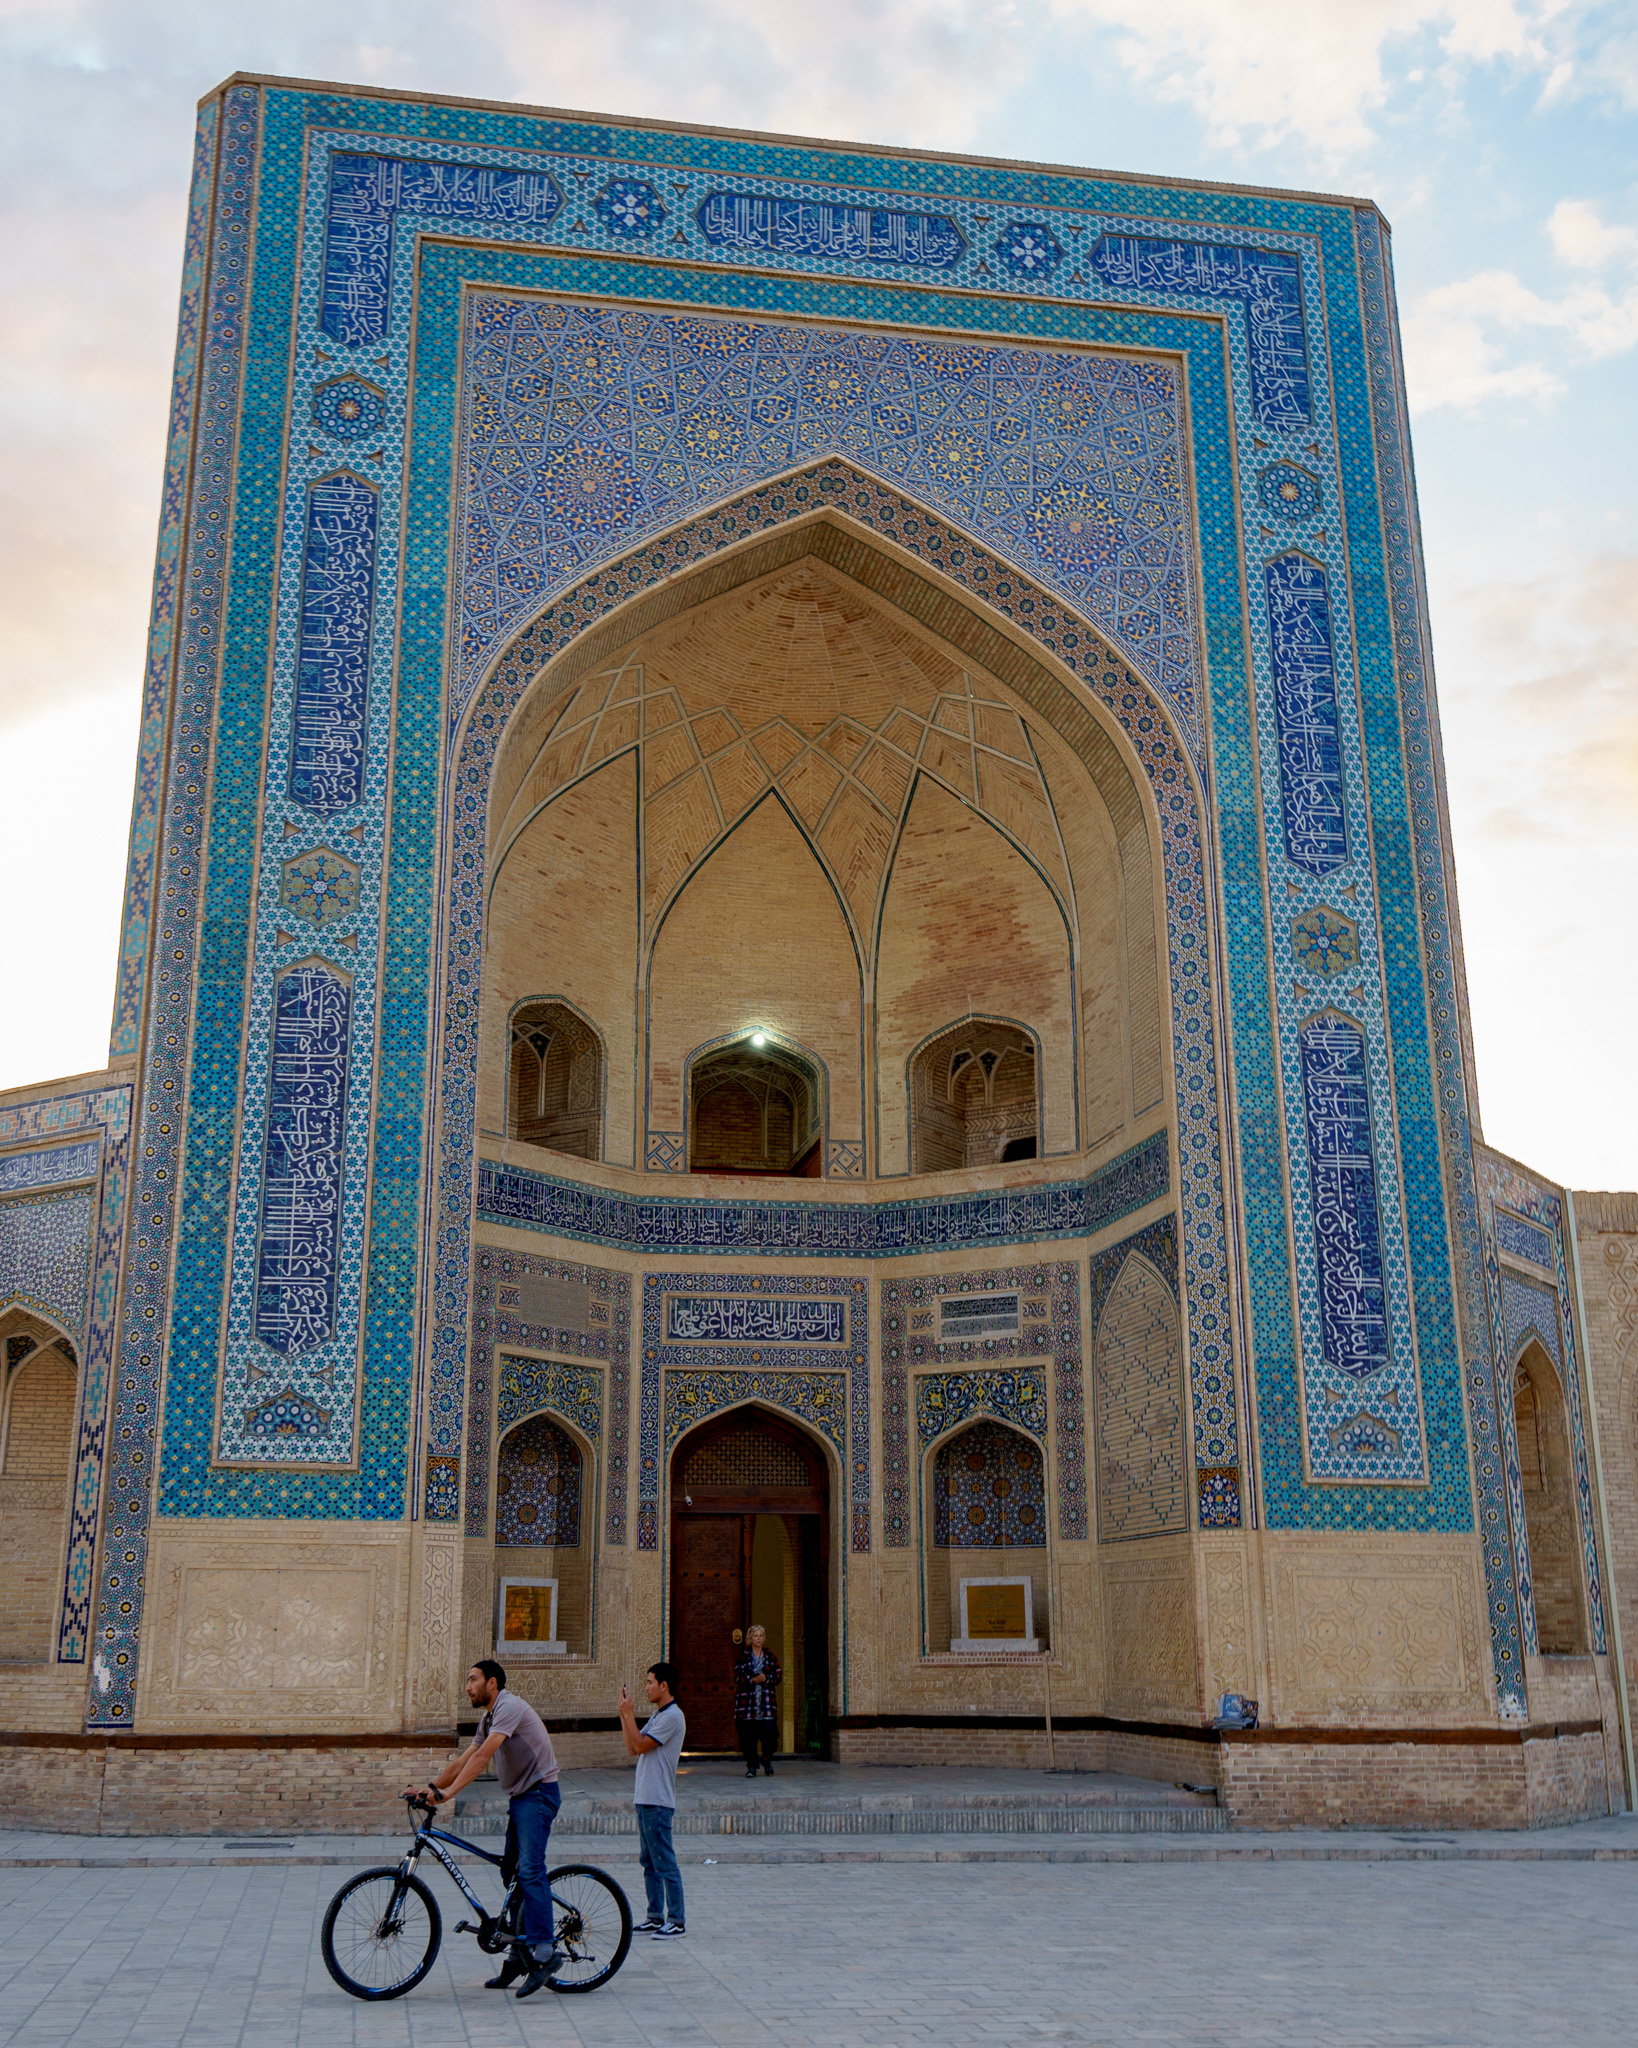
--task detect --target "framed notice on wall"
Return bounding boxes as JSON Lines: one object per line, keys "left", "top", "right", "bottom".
{"left": 497, "top": 1577, "right": 564, "bottom": 1655}
{"left": 954, "top": 1575, "right": 1038, "bottom": 1652}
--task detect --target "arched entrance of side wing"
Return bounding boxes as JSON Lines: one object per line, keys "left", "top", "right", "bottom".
{"left": 668, "top": 1404, "right": 831, "bottom": 1756}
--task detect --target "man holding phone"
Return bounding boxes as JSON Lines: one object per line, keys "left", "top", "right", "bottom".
{"left": 618, "top": 1662, "right": 686, "bottom": 1938}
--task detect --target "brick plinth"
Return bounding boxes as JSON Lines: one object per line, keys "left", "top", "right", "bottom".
{"left": 0, "top": 1737, "right": 460, "bottom": 1836}
{"left": 1219, "top": 1727, "right": 1615, "bottom": 1830}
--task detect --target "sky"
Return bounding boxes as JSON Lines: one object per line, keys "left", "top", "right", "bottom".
{"left": 0, "top": 0, "right": 1633, "bottom": 1190}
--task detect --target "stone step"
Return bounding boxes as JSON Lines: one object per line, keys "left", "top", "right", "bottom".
{"left": 446, "top": 1801, "right": 1227, "bottom": 1836}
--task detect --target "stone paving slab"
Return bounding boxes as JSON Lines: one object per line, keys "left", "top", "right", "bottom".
{"left": 4, "top": 1810, "right": 1635, "bottom": 1866}
{"left": 486, "top": 1758, "right": 1221, "bottom": 1815}
{"left": 3, "top": 1851, "right": 1635, "bottom": 2045}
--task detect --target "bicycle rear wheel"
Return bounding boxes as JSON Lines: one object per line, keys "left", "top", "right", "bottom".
{"left": 321, "top": 1866, "right": 442, "bottom": 2000}
{"left": 547, "top": 1864, "right": 632, "bottom": 1991}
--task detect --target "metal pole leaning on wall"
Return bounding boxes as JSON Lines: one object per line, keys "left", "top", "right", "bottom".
{"left": 1566, "top": 1190, "right": 1636, "bottom": 1811}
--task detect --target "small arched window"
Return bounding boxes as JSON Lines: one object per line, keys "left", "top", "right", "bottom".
{"left": 508, "top": 1002, "right": 603, "bottom": 1159}
{"left": 910, "top": 1021, "right": 1037, "bottom": 1172}
{"left": 689, "top": 1038, "right": 823, "bottom": 1176}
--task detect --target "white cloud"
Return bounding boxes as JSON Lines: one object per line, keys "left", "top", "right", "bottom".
{"left": 1402, "top": 199, "right": 1638, "bottom": 411}
{"left": 1046, "top": 0, "right": 1570, "bottom": 158}
{"left": 1437, "top": 547, "right": 1638, "bottom": 1184}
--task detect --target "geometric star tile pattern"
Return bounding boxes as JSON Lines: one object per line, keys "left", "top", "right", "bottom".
{"left": 459, "top": 298, "right": 1198, "bottom": 745}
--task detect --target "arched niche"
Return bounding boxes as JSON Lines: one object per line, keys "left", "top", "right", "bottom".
{"left": 0, "top": 1308, "right": 80, "bottom": 1663}
{"left": 687, "top": 1032, "right": 825, "bottom": 1177}
{"left": 923, "top": 1415, "right": 1048, "bottom": 1655}
{"left": 908, "top": 1017, "right": 1040, "bottom": 1172}
{"left": 1093, "top": 1252, "right": 1187, "bottom": 1542}
{"left": 489, "top": 1406, "right": 596, "bottom": 1660}
{"left": 507, "top": 999, "right": 605, "bottom": 1159}
{"left": 1512, "top": 1342, "right": 1588, "bottom": 1656}
{"left": 476, "top": 502, "right": 1178, "bottom": 1185}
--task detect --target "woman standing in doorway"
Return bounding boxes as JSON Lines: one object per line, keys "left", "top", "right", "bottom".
{"left": 733, "top": 1624, "right": 781, "bottom": 1777}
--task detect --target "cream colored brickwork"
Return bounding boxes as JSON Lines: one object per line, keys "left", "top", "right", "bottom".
{"left": 0, "top": 1346, "right": 75, "bottom": 1662}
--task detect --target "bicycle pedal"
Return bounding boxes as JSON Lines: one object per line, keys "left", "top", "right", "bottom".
{"left": 454, "top": 1919, "right": 477, "bottom": 1934}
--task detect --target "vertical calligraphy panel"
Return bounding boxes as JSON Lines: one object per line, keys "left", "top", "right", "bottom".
{"left": 1266, "top": 554, "right": 1347, "bottom": 876}
{"left": 290, "top": 475, "right": 377, "bottom": 815}
{"left": 253, "top": 964, "right": 351, "bottom": 1360}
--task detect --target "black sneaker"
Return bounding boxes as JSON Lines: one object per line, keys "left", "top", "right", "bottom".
{"left": 633, "top": 1915, "right": 665, "bottom": 1932}
{"left": 515, "top": 1951, "right": 568, "bottom": 1997}
{"left": 484, "top": 1947, "right": 530, "bottom": 1989}
{"left": 763, "top": 1761, "right": 775, "bottom": 1775}
{"left": 651, "top": 1921, "right": 686, "bottom": 1940}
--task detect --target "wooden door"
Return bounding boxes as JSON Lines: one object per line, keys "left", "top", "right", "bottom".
{"left": 670, "top": 1514, "right": 743, "bottom": 1749}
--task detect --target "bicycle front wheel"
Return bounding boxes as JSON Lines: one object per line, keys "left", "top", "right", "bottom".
{"left": 547, "top": 1863, "right": 632, "bottom": 1991}
{"left": 321, "top": 1866, "right": 442, "bottom": 2000}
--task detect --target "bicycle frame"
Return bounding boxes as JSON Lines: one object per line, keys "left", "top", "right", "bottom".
{"left": 399, "top": 1816, "right": 505, "bottom": 1933}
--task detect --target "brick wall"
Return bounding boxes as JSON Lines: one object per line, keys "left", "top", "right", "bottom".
{"left": 0, "top": 1740, "right": 460, "bottom": 1836}
{"left": 0, "top": 1347, "right": 75, "bottom": 1660}
{"left": 1219, "top": 1731, "right": 1615, "bottom": 1830}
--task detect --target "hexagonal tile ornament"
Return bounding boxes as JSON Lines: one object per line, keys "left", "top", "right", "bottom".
{"left": 1291, "top": 902, "right": 1360, "bottom": 976}
{"left": 994, "top": 220, "right": 1065, "bottom": 277}
{"left": 1259, "top": 461, "right": 1320, "bottom": 523}
{"left": 279, "top": 846, "right": 360, "bottom": 928}
{"left": 312, "top": 376, "right": 386, "bottom": 441}
{"left": 595, "top": 178, "right": 666, "bottom": 239}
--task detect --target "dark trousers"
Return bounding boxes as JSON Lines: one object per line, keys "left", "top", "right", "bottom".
{"left": 502, "top": 1780, "right": 561, "bottom": 1951}
{"left": 636, "top": 1802, "right": 684, "bottom": 1924}
{"left": 736, "top": 1718, "right": 777, "bottom": 1770}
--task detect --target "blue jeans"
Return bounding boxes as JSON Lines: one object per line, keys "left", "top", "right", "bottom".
{"left": 505, "top": 1780, "right": 561, "bottom": 1951}
{"left": 636, "top": 1803, "right": 683, "bottom": 1925}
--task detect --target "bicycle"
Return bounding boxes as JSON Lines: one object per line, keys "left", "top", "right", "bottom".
{"left": 320, "top": 1793, "right": 632, "bottom": 2000}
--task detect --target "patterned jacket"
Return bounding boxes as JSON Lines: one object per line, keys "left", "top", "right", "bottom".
{"left": 732, "top": 1647, "right": 782, "bottom": 1722}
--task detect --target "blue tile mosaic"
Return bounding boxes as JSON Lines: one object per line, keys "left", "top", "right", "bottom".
{"left": 1266, "top": 555, "right": 1347, "bottom": 875}
{"left": 289, "top": 475, "right": 377, "bottom": 815}
{"left": 252, "top": 964, "right": 350, "bottom": 1361}
{"left": 933, "top": 1417, "right": 1047, "bottom": 1544}
{"left": 0, "top": 1142, "right": 100, "bottom": 1194}
{"left": 1495, "top": 1208, "right": 1554, "bottom": 1269}
{"left": 1260, "top": 462, "right": 1320, "bottom": 524}
{"left": 466, "top": 1250, "right": 628, "bottom": 1543}
{"left": 594, "top": 177, "right": 665, "bottom": 238}
{"left": 312, "top": 375, "right": 386, "bottom": 442}
{"left": 322, "top": 152, "right": 572, "bottom": 347}
{"left": 477, "top": 1133, "right": 1165, "bottom": 1259}
{"left": 110, "top": 77, "right": 1497, "bottom": 1723}
{"left": 640, "top": 1273, "right": 869, "bottom": 1552}
{"left": 1089, "top": 237, "right": 1309, "bottom": 427}
{"left": 696, "top": 190, "right": 965, "bottom": 267}
{"left": 1, "top": 1085, "right": 129, "bottom": 1678}
{"left": 496, "top": 1411, "right": 583, "bottom": 1546}
{"left": 881, "top": 1265, "right": 1082, "bottom": 1544}
{"left": 1477, "top": 1153, "right": 1607, "bottom": 1666}
{"left": 109, "top": 100, "right": 218, "bottom": 1059}
{"left": 458, "top": 298, "right": 1197, "bottom": 740}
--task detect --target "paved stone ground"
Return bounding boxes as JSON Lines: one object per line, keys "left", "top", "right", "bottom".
{"left": 3, "top": 1853, "right": 1635, "bottom": 2045}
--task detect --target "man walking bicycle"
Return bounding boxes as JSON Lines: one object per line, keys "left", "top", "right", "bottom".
{"left": 411, "top": 1659, "right": 565, "bottom": 1996}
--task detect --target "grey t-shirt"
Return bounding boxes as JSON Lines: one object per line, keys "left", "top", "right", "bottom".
{"left": 633, "top": 1700, "right": 685, "bottom": 1808}
{"left": 479, "top": 1688, "right": 559, "bottom": 1798}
